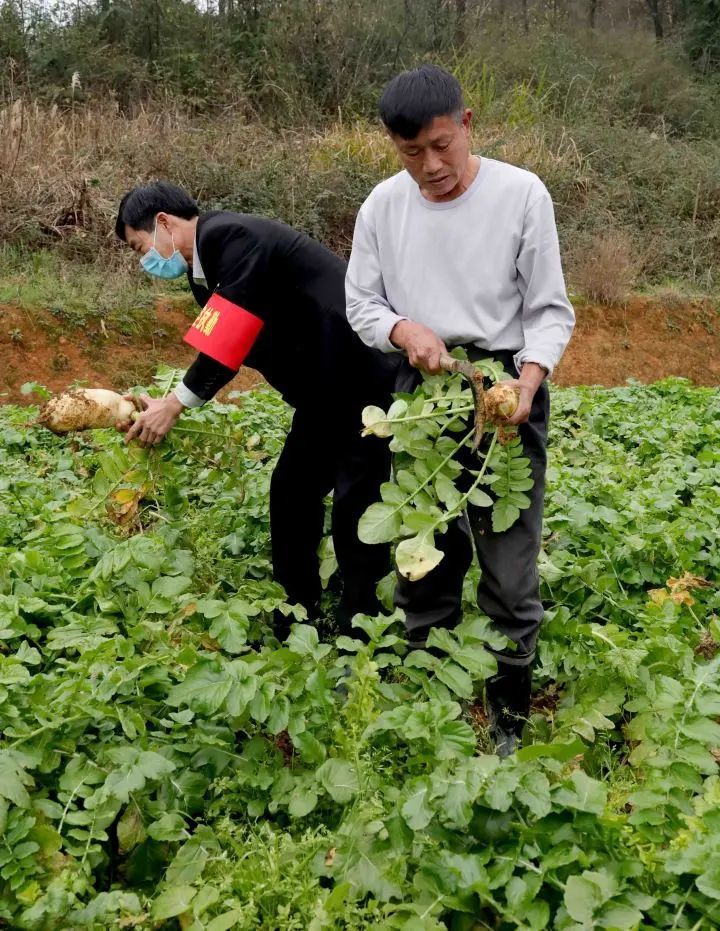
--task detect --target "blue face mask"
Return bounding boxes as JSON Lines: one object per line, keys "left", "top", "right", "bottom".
{"left": 140, "top": 221, "right": 189, "bottom": 279}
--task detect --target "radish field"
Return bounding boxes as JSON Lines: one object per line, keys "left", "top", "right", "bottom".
{"left": 0, "top": 375, "right": 719, "bottom": 930}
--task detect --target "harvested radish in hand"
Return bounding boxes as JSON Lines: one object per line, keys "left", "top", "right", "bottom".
{"left": 38, "top": 389, "right": 137, "bottom": 434}
{"left": 484, "top": 384, "right": 520, "bottom": 424}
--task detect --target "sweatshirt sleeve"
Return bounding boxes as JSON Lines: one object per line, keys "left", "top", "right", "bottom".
{"left": 513, "top": 185, "right": 575, "bottom": 377}
{"left": 345, "top": 200, "right": 406, "bottom": 353}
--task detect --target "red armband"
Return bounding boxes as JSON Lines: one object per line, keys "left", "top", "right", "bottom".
{"left": 184, "top": 292, "right": 264, "bottom": 369}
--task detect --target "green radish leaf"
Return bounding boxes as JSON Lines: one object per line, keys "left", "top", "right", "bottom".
{"left": 316, "top": 759, "right": 359, "bottom": 803}
{"left": 152, "top": 884, "right": 196, "bottom": 921}
{"left": 396, "top": 535, "right": 444, "bottom": 581}
{"left": 358, "top": 502, "right": 402, "bottom": 544}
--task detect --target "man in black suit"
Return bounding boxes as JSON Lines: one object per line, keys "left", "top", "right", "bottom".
{"left": 115, "top": 182, "right": 398, "bottom": 636}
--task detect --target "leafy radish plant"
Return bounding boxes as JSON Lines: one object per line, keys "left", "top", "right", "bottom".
{"left": 359, "top": 354, "right": 534, "bottom": 580}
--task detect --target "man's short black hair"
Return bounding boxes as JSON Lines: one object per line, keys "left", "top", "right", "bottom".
{"left": 379, "top": 64, "right": 464, "bottom": 140}
{"left": 115, "top": 181, "right": 199, "bottom": 241}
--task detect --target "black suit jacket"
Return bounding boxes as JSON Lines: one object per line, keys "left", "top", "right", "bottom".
{"left": 181, "top": 211, "right": 398, "bottom": 410}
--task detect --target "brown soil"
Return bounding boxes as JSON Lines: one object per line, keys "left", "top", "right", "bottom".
{"left": 1, "top": 294, "right": 718, "bottom": 405}
{"left": 530, "top": 681, "right": 562, "bottom": 716}
{"left": 554, "top": 296, "right": 720, "bottom": 387}
{"left": 0, "top": 299, "right": 263, "bottom": 404}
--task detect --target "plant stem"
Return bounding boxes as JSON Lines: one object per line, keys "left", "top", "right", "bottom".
{"left": 454, "top": 429, "right": 498, "bottom": 512}
{"left": 376, "top": 428, "right": 475, "bottom": 530}
{"left": 379, "top": 402, "right": 475, "bottom": 427}
{"left": 174, "top": 425, "right": 239, "bottom": 440}
{"left": 9, "top": 713, "right": 85, "bottom": 749}
{"left": 422, "top": 429, "right": 499, "bottom": 538}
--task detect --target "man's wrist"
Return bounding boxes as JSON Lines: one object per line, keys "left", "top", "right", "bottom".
{"left": 518, "top": 362, "right": 548, "bottom": 391}
{"left": 389, "top": 319, "right": 410, "bottom": 349}
{"left": 166, "top": 394, "right": 185, "bottom": 416}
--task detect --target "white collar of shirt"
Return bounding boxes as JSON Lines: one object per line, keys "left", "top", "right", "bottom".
{"left": 192, "top": 234, "right": 207, "bottom": 285}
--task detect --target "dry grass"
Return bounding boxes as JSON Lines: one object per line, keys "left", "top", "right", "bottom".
{"left": 313, "top": 119, "right": 594, "bottom": 193}
{"left": 0, "top": 99, "right": 593, "bottom": 258}
{"left": 647, "top": 283, "right": 698, "bottom": 311}
{"left": 0, "top": 100, "right": 247, "bottom": 253}
{"left": 1, "top": 98, "right": 715, "bottom": 297}
{"left": 477, "top": 124, "right": 589, "bottom": 186}
{"left": 569, "top": 230, "right": 639, "bottom": 307}
{"left": 309, "top": 122, "right": 398, "bottom": 175}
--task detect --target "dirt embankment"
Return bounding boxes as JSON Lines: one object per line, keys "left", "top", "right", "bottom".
{"left": 0, "top": 299, "right": 262, "bottom": 403}
{"left": 553, "top": 296, "right": 720, "bottom": 387}
{"left": 1, "top": 296, "right": 718, "bottom": 405}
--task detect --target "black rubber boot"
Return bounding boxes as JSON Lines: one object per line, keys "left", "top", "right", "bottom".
{"left": 486, "top": 660, "right": 533, "bottom": 758}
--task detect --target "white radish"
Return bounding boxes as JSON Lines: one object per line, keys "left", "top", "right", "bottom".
{"left": 484, "top": 384, "right": 520, "bottom": 425}
{"left": 38, "top": 389, "right": 137, "bottom": 434}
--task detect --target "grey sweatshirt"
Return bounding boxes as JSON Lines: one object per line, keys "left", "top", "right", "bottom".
{"left": 345, "top": 156, "right": 575, "bottom": 375}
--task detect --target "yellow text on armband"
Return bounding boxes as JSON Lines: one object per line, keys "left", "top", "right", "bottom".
{"left": 192, "top": 307, "right": 221, "bottom": 337}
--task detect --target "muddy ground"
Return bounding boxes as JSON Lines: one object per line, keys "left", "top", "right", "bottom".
{"left": 1, "top": 295, "right": 718, "bottom": 404}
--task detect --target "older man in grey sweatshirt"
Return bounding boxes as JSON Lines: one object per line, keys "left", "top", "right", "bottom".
{"left": 346, "top": 64, "right": 575, "bottom": 756}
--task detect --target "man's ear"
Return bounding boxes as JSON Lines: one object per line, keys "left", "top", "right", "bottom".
{"left": 461, "top": 108, "right": 473, "bottom": 132}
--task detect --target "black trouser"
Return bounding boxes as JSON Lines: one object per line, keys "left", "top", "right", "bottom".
{"left": 270, "top": 402, "right": 392, "bottom": 636}
{"left": 394, "top": 348, "right": 549, "bottom": 667}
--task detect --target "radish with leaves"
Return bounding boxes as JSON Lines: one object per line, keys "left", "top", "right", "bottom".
{"left": 359, "top": 355, "right": 533, "bottom": 581}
